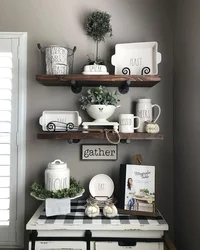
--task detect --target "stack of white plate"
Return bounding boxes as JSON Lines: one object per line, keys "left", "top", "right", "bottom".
{"left": 87, "top": 174, "right": 116, "bottom": 208}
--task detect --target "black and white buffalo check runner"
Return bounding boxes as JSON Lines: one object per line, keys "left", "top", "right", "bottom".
{"left": 36, "top": 200, "right": 167, "bottom": 226}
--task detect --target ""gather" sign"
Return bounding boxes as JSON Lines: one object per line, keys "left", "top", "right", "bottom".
{"left": 81, "top": 145, "right": 118, "bottom": 161}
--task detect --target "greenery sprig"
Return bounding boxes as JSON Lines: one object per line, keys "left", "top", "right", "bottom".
{"left": 30, "top": 177, "right": 83, "bottom": 199}
{"left": 79, "top": 86, "right": 120, "bottom": 110}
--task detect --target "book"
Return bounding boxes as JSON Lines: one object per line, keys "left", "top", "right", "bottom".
{"left": 119, "top": 164, "right": 156, "bottom": 214}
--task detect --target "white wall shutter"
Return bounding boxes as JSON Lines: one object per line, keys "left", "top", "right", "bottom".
{"left": 0, "top": 38, "right": 19, "bottom": 244}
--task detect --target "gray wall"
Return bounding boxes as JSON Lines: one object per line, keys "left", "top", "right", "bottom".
{"left": 174, "top": 0, "right": 200, "bottom": 249}
{"left": 0, "top": 0, "right": 174, "bottom": 239}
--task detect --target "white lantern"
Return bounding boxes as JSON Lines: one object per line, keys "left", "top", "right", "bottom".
{"left": 45, "top": 159, "right": 70, "bottom": 191}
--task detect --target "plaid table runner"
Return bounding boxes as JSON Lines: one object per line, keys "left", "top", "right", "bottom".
{"left": 36, "top": 200, "right": 167, "bottom": 227}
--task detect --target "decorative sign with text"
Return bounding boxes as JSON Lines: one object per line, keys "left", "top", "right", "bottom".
{"left": 81, "top": 145, "right": 118, "bottom": 161}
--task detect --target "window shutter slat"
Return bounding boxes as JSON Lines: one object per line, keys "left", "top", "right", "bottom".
{"left": 0, "top": 100, "right": 11, "bottom": 111}
{"left": 0, "top": 177, "right": 10, "bottom": 188}
{"left": 0, "top": 155, "right": 10, "bottom": 165}
{"left": 0, "top": 122, "right": 11, "bottom": 132}
{"left": 0, "top": 144, "right": 10, "bottom": 154}
{"left": 0, "top": 89, "right": 11, "bottom": 100}
{"left": 0, "top": 210, "right": 9, "bottom": 220}
{"left": 0, "top": 111, "right": 11, "bottom": 122}
{"left": 0, "top": 57, "right": 12, "bottom": 68}
{"left": 0, "top": 133, "right": 10, "bottom": 143}
{"left": 0, "top": 166, "right": 10, "bottom": 176}
{"left": 0, "top": 69, "right": 12, "bottom": 79}
{"left": 0, "top": 79, "right": 12, "bottom": 89}
{"left": 0, "top": 188, "right": 10, "bottom": 198}
{"left": 0, "top": 199, "right": 9, "bottom": 209}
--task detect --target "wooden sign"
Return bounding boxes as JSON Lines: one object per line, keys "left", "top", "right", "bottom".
{"left": 81, "top": 145, "right": 117, "bottom": 161}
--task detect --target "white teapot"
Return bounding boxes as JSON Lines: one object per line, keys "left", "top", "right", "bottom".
{"left": 45, "top": 159, "right": 70, "bottom": 191}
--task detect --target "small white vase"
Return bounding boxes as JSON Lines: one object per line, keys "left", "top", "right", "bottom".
{"left": 86, "top": 105, "right": 117, "bottom": 123}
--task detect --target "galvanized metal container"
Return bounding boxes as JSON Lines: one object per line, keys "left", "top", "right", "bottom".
{"left": 37, "top": 43, "right": 76, "bottom": 75}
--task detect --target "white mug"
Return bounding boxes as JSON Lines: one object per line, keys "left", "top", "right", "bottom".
{"left": 136, "top": 98, "right": 161, "bottom": 132}
{"left": 119, "top": 114, "right": 140, "bottom": 133}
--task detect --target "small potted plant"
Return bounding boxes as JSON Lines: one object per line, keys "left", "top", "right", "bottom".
{"left": 80, "top": 86, "right": 120, "bottom": 123}
{"left": 83, "top": 10, "right": 113, "bottom": 75}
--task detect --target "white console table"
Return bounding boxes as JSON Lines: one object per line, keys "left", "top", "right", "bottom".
{"left": 26, "top": 200, "right": 175, "bottom": 250}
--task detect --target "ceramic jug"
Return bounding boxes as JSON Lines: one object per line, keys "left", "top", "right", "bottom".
{"left": 136, "top": 99, "right": 161, "bottom": 132}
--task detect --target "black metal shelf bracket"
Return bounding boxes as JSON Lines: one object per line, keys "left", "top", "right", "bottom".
{"left": 71, "top": 80, "right": 82, "bottom": 94}
{"left": 118, "top": 80, "right": 131, "bottom": 94}
{"left": 120, "top": 139, "right": 131, "bottom": 144}
{"left": 67, "top": 139, "right": 81, "bottom": 144}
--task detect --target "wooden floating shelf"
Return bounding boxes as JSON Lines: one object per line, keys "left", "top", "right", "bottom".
{"left": 37, "top": 131, "right": 164, "bottom": 140}
{"left": 36, "top": 74, "right": 161, "bottom": 87}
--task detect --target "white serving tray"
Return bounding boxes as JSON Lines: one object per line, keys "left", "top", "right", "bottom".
{"left": 111, "top": 42, "right": 162, "bottom": 75}
{"left": 30, "top": 189, "right": 85, "bottom": 201}
{"left": 39, "top": 111, "right": 82, "bottom": 131}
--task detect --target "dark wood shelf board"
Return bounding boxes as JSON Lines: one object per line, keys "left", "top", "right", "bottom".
{"left": 37, "top": 131, "right": 164, "bottom": 140}
{"left": 36, "top": 74, "right": 161, "bottom": 87}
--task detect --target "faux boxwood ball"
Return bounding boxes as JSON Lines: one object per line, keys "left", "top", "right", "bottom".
{"left": 85, "top": 11, "right": 112, "bottom": 42}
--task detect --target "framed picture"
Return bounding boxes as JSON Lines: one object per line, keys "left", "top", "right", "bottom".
{"left": 119, "top": 164, "right": 156, "bottom": 216}
{"left": 81, "top": 144, "right": 118, "bottom": 161}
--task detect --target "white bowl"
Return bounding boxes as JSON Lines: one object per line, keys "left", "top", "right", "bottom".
{"left": 86, "top": 105, "right": 116, "bottom": 123}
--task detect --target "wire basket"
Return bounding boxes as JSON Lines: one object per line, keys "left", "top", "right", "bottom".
{"left": 37, "top": 43, "right": 76, "bottom": 75}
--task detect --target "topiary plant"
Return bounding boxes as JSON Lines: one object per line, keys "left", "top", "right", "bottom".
{"left": 80, "top": 86, "right": 120, "bottom": 110}
{"left": 85, "top": 10, "right": 112, "bottom": 64}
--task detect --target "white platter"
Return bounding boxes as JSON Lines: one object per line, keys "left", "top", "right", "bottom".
{"left": 39, "top": 110, "right": 82, "bottom": 131}
{"left": 30, "top": 189, "right": 85, "bottom": 201}
{"left": 89, "top": 174, "right": 114, "bottom": 200}
{"left": 111, "top": 41, "right": 162, "bottom": 75}
{"left": 82, "top": 72, "right": 109, "bottom": 75}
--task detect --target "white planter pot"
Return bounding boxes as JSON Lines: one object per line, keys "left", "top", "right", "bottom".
{"left": 86, "top": 105, "right": 117, "bottom": 123}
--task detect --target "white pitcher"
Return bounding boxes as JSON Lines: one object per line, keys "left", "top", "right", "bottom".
{"left": 136, "top": 99, "right": 161, "bottom": 132}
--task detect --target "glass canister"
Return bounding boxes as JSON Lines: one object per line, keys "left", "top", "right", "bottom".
{"left": 45, "top": 159, "right": 70, "bottom": 191}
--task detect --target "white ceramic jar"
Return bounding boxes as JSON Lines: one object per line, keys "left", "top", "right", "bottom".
{"left": 136, "top": 99, "right": 161, "bottom": 132}
{"left": 45, "top": 159, "right": 70, "bottom": 191}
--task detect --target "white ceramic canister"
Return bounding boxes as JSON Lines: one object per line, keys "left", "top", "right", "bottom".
{"left": 45, "top": 46, "right": 68, "bottom": 75}
{"left": 136, "top": 99, "right": 161, "bottom": 132}
{"left": 45, "top": 159, "right": 70, "bottom": 191}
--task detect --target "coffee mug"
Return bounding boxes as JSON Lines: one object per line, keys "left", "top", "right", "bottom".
{"left": 136, "top": 98, "right": 161, "bottom": 132}
{"left": 119, "top": 114, "right": 140, "bottom": 133}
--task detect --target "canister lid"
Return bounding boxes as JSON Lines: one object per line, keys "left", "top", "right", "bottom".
{"left": 137, "top": 98, "right": 151, "bottom": 102}
{"left": 48, "top": 159, "right": 67, "bottom": 169}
